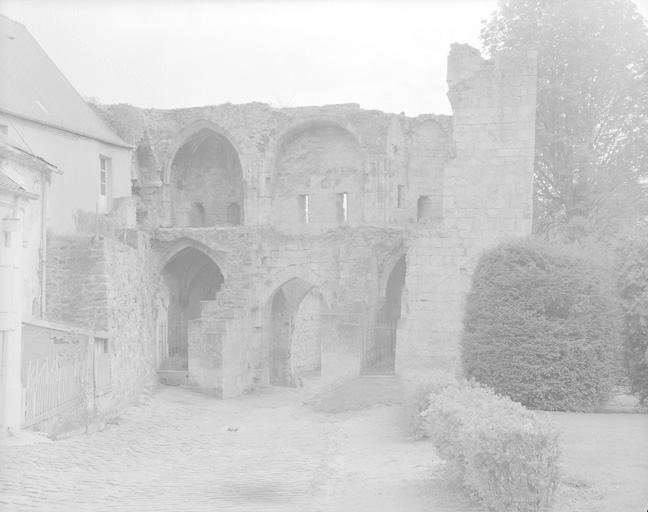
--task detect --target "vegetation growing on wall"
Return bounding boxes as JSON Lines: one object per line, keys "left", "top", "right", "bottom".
{"left": 461, "top": 239, "right": 620, "bottom": 411}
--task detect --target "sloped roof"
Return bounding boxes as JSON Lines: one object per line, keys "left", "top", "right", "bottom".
{"left": 0, "top": 169, "right": 39, "bottom": 199}
{"left": 0, "top": 131, "right": 59, "bottom": 173}
{"left": 0, "top": 15, "right": 130, "bottom": 148}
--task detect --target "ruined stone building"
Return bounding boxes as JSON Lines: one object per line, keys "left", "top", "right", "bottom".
{"left": 133, "top": 43, "right": 537, "bottom": 398}
{"left": 0, "top": 13, "right": 536, "bottom": 434}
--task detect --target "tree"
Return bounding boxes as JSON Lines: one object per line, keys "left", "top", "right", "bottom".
{"left": 481, "top": 0, "right": 648, "bottom": 241}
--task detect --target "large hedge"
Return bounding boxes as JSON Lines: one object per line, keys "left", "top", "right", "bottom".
{"left": 616, "top": 236, "right": 648, "bottom": 405}
{"left": 461, "top": 239, "right": 620, "bottom": 411}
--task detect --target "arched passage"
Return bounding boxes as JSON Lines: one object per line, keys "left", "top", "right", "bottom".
{"left": 161, "top": 247, "right": 224, "bottom": 368}
{"left": 168, "top": 126, "right": 244, "bottom": 227}
{"left": 365, "top": 254, "right": 406, "bottom": 374}
{"left": 264, "top": 277, "right": 328, "bottom": 386}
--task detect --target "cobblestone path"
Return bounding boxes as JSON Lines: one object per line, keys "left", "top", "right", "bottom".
{"left": 0, "top": 386, "right": 335, "bottom": 512}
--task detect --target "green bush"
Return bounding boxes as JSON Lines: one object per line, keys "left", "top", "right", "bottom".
{"left": 421, "top": 381, "right": 561, "bottom": 512}
{"left": 616, "top": 236, "right": 648, "bottom": 405}
{"left": 461, "top": 239, "right": 620, "bottom": 411}
{"left": 402, "top": 372, "right": 455, "bottom": 439}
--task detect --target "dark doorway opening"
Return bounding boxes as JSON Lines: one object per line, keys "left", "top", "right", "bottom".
{"left": 162, "top": 247, "right": 224, "bottom": 369}
{"left": 365, "top": 255, "right": 406, "bottom": 375}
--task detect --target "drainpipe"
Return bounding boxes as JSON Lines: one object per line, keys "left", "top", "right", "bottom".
{"left": 40, "top": 176, "right": 48, "bottom": 318}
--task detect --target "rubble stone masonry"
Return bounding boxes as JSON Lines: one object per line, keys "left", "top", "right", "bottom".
{"left": 46, "top": 44, "right": 536, "bottom": 398}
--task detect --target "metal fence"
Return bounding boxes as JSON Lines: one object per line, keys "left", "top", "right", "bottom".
{"left": 363, "top": 319, "right": 397, "bottom": 375}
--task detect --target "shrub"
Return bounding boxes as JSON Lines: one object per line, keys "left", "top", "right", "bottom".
{"left": 461, "top": 239, "right": 621, "bottom": 411}
{"left": 616, "top": 236, "right": 648, "bottom": 405}
{"left": 421, "top": 381, "right": 561, "bottom": 512}
{"left": 402, "top": 372, "right": 456, "bottom": 439}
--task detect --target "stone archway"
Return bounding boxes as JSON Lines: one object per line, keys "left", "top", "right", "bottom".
{"left": 365, "top": 254, "right": 406, "bottom": 374}
{"left": 161, "top": 247, "right": 224, "bottom": 369}
{"left": 167, "top": 125, "right": 244, "bottom": 227}
{"left": 264, "top": 278, "right": 328, "bottom": 387}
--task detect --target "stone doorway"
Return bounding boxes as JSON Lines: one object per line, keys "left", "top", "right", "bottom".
{"left": 266, "top": 279, "right": 326, "bottom": 387}
{"left": 161, "top": 247, "right": 224, "bottom": 369}
{"left": 364, "top": 255, "right": 406, "bottom": 375}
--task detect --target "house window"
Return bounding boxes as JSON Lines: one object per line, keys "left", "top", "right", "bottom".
{"left": 336, "top": 192, "right": 348, "bottom": 222}
{"left": 298, "top": 194, "right": 309, "bottom": 223}
{"left": 397, "top": 186, "right": 405, "bottom": 208}
{"left": 100, "top": 156, "right": 111, "bottom": 197}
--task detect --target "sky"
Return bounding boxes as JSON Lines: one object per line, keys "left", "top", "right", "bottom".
{"left": 2, "top": 0, "right": 648, "bottom": 117}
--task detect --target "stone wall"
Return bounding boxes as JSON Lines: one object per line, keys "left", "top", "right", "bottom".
{"left": 397, "top": 44, "right": 537, "bottom": 375}
{"left": 137, "top": 103, "right": 451, "bottom": 232}
{"left": 113, "top": 43, "right": 536, "bottom": 396}
{"left": 46, "top": 232, "right": 166, "bottom": 421}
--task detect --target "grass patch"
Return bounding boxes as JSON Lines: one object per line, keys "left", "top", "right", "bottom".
{"left": 552, "top": 411, "right": 648, "bottom": 511}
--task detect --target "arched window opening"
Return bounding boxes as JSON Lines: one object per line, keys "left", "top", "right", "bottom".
{"left": 170, "top": 128, "right": 243, "bottom": 227}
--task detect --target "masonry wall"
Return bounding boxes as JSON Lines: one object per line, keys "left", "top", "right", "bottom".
{"left": 153, "top": 225, "right": 405, "bottom": 395}
{"left": 274, "top": 124, "right": 364, "bottom": 229}
{"left": 137, "top": 103, "right": 451, "bottom": 234}
{"left": 46, "top": 233, "right": 165, "bottom": 421}
{"left": 128, "top": 43, "right": 536, "bottom": 394}
{"left": 397, "top": 44, "right": 537, "bottom": 375}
